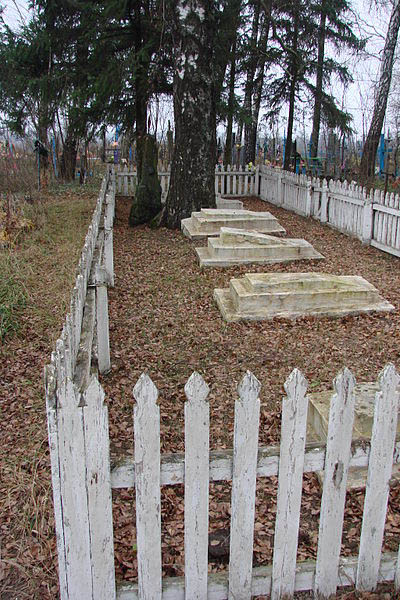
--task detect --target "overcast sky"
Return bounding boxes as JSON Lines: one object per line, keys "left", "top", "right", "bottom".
{"left": 0, "top": 0, "right": 395, "bottom": 140}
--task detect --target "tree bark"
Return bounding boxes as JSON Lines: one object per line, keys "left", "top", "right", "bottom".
{"left": 60, "top": 129, "right": 77, "bottom": 181}
{"left": 224, "top": 39, "right": 237, "bottom": 168}
{"left": 359, "top": 0, "right": 400, "bottom": 181}
{"left": 243, "top": 1, "right": 261, "bottom": 165}
{"left": 283, "top": 2, "right": 299, "bottom": 171}
{"left": 310, "top": 1, "right": 327, "bottom": 159}
{"left": 247, "top": 0, "right": 272, "bottom": 164}
{"left": 164, "top": 1, "right": 217, "bottom": 229}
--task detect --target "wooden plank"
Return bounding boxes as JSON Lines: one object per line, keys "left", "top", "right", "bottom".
{"left": 44, "top": 364, "right": 68, "bottom": 600}
{"left": 82, "top": 377, "right": 116, "bottom": 599}
{"left": 370, "top": 238, "right": 400, "bottom": 258}
{"left": 96, "top": 270, "right": 111, "bottom": 374}
{"left": 116, "top": 553, "right": 398, "bottom": 600}
{"left": 271, "top": 369, "right": 308, "bottom": 599}
{"left": 110, "top": 438, "right": 400, "bottom": 489}
{"left": 133, "top": 374, "right": 162, "bottom": 600}
{"left": 184, "top": 372, "right": 210, "bottom": 600}
{"left": 228, "top": 372, "right": 261, "bottom": 600}
{"left": 314, "top": 368, "right": 356, "bottom": 597}
{"left": 57, "top": 378, "right": 93, "bottom": 598}
{"left": 357, "top": 364, "right": 400, "bottom": 591}
{"left": 74, "top": 287, "right": 96, "bottom": 393}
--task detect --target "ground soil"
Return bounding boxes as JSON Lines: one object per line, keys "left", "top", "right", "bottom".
{"left": 1, "top": 190, "right": 400, "bottom": 598}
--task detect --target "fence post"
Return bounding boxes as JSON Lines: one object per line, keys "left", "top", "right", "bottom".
{"left": 96, "top": 266, "right": 111, "bottom": 374}
{"left": 305, "top": 179, "right": 312, "bottom": 217}
{"left": 133, "top": 374, "right": 162, "bottom": 600}
{"left": 314, "top": 368, "right": 356, "bottom": 597}
{"left": 229, "top": 371, "right": 261, "bottom": 599}
{"left": 361, "top": 191, "right": 373, "bottom": 245}
{"left": 320, "top": 178, "right": 328, "bottom": 223}
{"left": 356, "top": 364, "right": 400, "bottom": 591}
{"left": 104, "top": 193, "right": 114, "bottom": 288}
{"left": 271, "top": 369, "right": 308, "bottom": 599}
{"left": 277, "top": 171, "right": 283, "bottom": 207}
{"left": 82, "top": 377, "right": 116, "bottom": 599}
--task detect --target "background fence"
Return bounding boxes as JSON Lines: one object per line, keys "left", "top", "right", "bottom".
{"left": 116, "top": 163, "right": 400, "bottom": 259}
{"left": 45, "top": 170, "right": 400, "bottom": 599}
{"left": 259, "top": 165, "right": 400, "bottom": 257}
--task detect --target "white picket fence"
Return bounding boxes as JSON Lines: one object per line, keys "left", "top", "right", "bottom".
{"left": 44, "top": 167, "right": 116, "bottom": 600}
{"left": 116, "top": 164, "right": 257, "bottom": 199}
{"left": 259, "top": 165, "right": 400, "bottom": 256}
{"left": 45, "top": 170, "right": 400, "bottom": 599}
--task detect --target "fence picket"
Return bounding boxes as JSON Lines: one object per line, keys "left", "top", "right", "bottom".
{"left": 83, "top": 377, "right": 116, "bottom": 599}
{"left": 314, "top": 368, "right": 356, "bottom": 598}
{"left": 184, "top": 372, "right": 210, "bottom": 600}
{"left": 356, "top": 364, "right": 400, "bottom": 591}
{"left": 58, "top": 378, "right": 93, "bottom": 599}
{"left": 271, "top": 369, "right": 308, "bottom": 599}
{"left": 228, "top": 371, "right": 261, "bottom": 600}
{"left": 133, "top": 374, "right": 162, "bottom": 600}
{"left": 44, "top": 364, "right": 68, "bottom": 600}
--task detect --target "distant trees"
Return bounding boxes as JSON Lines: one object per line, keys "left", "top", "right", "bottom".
{"left": 359, "top": 0, "right": 400, "bottom": 181}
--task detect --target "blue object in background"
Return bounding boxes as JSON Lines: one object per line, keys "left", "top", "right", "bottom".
{"left": 379, "top": 133, "right": 385, "bottom": 178}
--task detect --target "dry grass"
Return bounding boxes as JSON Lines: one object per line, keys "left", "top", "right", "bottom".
{"left": 0, "top": 180, "right": 99, "bottom": 599}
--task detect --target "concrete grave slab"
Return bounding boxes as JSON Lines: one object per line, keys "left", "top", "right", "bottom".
{"left": 216, "top": 197, "right": 244, "bottom": 210}
{"left": 181, "top": 208, "right": 285, "bottom": 240}
{"left": 195, "top": 227, "right": 324, "bottom": 267}
{"left": 214, "top": 272, "right": 395, "bottom": 322}
{"left": 307, "top": 382, "right": 400, "bottom": 489}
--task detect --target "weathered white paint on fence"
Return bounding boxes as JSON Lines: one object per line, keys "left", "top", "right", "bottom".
{"left": 57, "top": 378, "right": 93, "bottom": 598}
{"left": 116, "top": 553, "right": 399, "bottom": 600}
{"left": 95, "top": 266, "right": 111, "bottom": 374}
{"left": 83, "top": 377, "right": 116, "bottom": 599}
{"left": 184, "top": 372, "right": 210, "bottom": 600}
{"left": 314, "top": 368, "right": 356, "bottom": 598}
{"left": 228, "top": 372, "right": 261, "bottom": 600}
{"left": 357, "top": 364, "right": 400, "bottom": 591}
{"left": 271, "top": 369, "right": 308, "bottom": 599}
{"left": 259, "top": 164, "right": 400, "bottom": 258}
{"left": 133, "top": 374, "right": 162, "bottom": 600}
{"left": 44, "top": 363, "right": 68, "bottom": 600}
{"left": 110, "top": 437, "right": 400, "bottom": 489}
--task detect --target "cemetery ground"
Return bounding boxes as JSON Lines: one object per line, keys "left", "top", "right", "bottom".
{"left": 1, "top": 185, "right": 400, "bottom": 599}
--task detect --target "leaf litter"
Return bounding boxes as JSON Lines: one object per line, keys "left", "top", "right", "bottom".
{"left": 1, "top": 190, "right": 400, "bottom": 598}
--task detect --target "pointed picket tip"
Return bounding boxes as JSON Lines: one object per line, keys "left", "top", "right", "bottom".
{"left": 82, "top": 375, "right": 105, "bottom": 410}
{"left": 378, "top": 362, "right": 399, "bottom": 392}
{"left": 133, "top": 373, "right": 159, "bottom": 406}
{"left": 333, "top": 367, "right": 356, "bottom": 400}
{"left": 184, "top": 372, "right": 210, "bottom": 404}
{"left": 284, "top": 368, "right": 308, "bottom": 398}
{"left": 237, "top": 370, "right": 261, "bottom": 402}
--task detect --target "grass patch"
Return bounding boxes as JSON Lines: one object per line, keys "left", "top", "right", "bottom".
{"left": 0, "top": 253, "right": 27, "bottom": 341}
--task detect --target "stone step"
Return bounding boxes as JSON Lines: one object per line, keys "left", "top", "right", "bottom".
{"left": 181, "top": 209, "right": 285, "bottom": 240}
{"left": 195, "top": 229, "right": 324, "bottom": 267}
{"left": 214, "top": 272, "right": 395, "bottom": 322}
{"left": 307, "top": 383, "right": 400, "bottom": 490}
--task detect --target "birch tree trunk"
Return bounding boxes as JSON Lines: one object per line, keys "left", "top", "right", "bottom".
{"left": 359, "top": 0, "right": 400, "bottom": 181}
{"left": 164, "top": 1, "right": 217, "bottom": 229}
